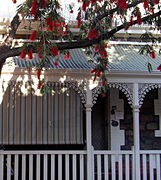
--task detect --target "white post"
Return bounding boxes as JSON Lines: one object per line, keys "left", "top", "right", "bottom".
{"left": 132, "top": 83, "right": 140, "bottom": 180}
{"left": 85, "top": 89, "right": 94, "bottom": 180}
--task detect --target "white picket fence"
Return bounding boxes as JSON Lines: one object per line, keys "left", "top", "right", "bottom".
{"left": 0, "top": 150, "right": 161, "bottom": 180}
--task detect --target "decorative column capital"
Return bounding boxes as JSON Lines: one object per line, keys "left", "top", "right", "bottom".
{"left": 85, "top": 104, "right": 93, "bottom": 111}
{"left": 132, "top": 105, "right": 140, "bottom": 110}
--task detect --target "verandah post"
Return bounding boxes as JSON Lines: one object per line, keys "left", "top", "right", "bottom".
{"left": 132, "top": 83, "right": 141, "bottom": 180}
{"left": 85, "top": 89, "right": 94, "bottom": 180}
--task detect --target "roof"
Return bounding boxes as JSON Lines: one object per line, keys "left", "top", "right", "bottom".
{"left": 5, "top": 44, "right": 161, "bottom": 72}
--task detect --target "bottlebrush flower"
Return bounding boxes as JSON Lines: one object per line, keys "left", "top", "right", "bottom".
{"left": 12, "top": 0, "right": 17, "bottom": 3}
{"left": 130, "top": 16, "right": 134, "bottom": 26}
{"left": 27, "top": 49, "right": 33, "bottom": 59}
{"left": 29, "top": 30, "right": 38, "bottom": 41}
{"left": 54, "top": 61, "right": 59, "bottom": 67}
{"left": 30, "top": 1, "right": 38, "bottom": 17}
{"left": 117, "top": 0, "right": 127, "bottom": 10}
{"left": 99, "top": 45, "right": 108, "bottom": 58}
{"left": 88, "top": 29, "right": 100, "bottom": 40}
{"left": 77, "top": 19, "right": 81, "bottom": 28}
{"left": 143, "top": 0, "right": 150, "bottom": 10}
{"left": 137, "top": 14, "right": 142, "bottom": 25}
{"left": 150, "top": 51, "right": 156, "bottom": 59}
{"left": 102, "top": 80, "right": 106, "bottom": 86}
{"left": 36, "top": 69, "right": 41, "bottom": 80}
{"left": 95, "top": 44, "right": 99, "bottom": 52}
{"left": 63, "top": 52, "right": 70, "bottom": 59}
{"left": 91, "top": 69, "right": 101, "bottom": 81}
{"left": 51, "top": 46, "right": 59, "bottom": 57}
{"left": 37, "top": 81, "right": 42, "bottom": 89}
{"left": 153, "top": 0, "right": 159, "bottom": 4}
{"left": 20, "top": 49, "right": 27, "bottom": 59}
{"left": 157, "top": 64, "right": 161, "bottom": 71}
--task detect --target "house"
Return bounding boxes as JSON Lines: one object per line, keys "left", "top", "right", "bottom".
{"left": 1, "top": 28, "right": 161, "bottom": 179}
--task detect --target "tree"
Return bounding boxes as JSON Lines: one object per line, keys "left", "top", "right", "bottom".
{"left": 0, "top": 0, "right": 161, "bottom": 91}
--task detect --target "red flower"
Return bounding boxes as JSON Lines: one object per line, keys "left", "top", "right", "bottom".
{"left": 54, "top": 61, "right": 59, "bottom": 67}
{"left": 99, "top": 45, "right": 108, "bottom": 58}
{"left": 27, "top": 49, "right": 33, "bottom": 59}
{"left": 157, "top": 64, "right": 161, "bottom": 71}
{"left": 77, "top": 19, "right": 81, "bottom": 28}
{"left": 40, "top": 0, "right": 47, "bottom": 8}
{"left": 37, "top": 81, "right": 42, "bottom": 89}
{"left": 88, "top": 29, "right": 100, "bottom": 40}
{"left": 51, "top": 46, "right": 59, "bottom": 56}
{"left": 130, "top": 16, "right": 134, "bottom": 26}
{"left": 29, "top": 30, "right": 38, "bottom": 41}
{"left": 150, "top": 51, "right": 156, "bottom": 59}
{"left": 95, "top": 44, "right": 99, "bottom": 52}
{"left": 70, "top": 10, "right": 73, "bottom": 13}
{"left": 36, "top": 69, "right": 41, "bottom": 80}
{"left": 137, "top": 14, "right": 142, "bottom": 25}
{"left": 91, "top": 0, "right": 97, "bottom": 4}
{"left": 102, "top": 81, "right": 106, "bottom": 86}
{"left": 143, "top": 0, "right": 150, "bottom": 10}
{"left": 153, "top": 0, "right": 159, "bottom": 4}
{"left": 117, "top": 0, "right": 127, "bottom": 10}
{"left": 12, "top": 0, "right": 17, "bottom": 3}
{"left": 30, "top": 1, "right": 38, "bottom": 17}
{"left": 20, "top": 49, "right": 27, "bottom": 59}
{"left": 64, "top": 52, "right": 70, "bottom": 59}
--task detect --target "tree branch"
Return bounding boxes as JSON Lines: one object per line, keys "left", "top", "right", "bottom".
{"left": 96, "top": 0, "right": 142, "bottom": 21}
{"left": 56, "top": 10, "right": 161, "bottom": 50}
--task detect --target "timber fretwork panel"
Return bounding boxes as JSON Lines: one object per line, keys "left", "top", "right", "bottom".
{"left": 120, "top": 89, "right": 161, "bottom": 150}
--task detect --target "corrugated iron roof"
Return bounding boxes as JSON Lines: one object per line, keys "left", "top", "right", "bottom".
{"left": 12, "top": 45, "right": 161, "bottom": 72}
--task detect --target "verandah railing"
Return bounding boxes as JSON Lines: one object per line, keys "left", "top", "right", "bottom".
{"left": 0, "top": 150, "right": 87, "bottom": 180}
{"left": 0, "top": 150, "right": 161, "bottom": 180}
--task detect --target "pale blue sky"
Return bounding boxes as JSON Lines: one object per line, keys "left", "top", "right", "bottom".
{"left": 0, "top": 0, "right": 24, "bottom": 18}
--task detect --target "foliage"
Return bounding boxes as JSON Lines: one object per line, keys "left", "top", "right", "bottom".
{"left": 10, "top": 0, "right": 161, "bottom": 91}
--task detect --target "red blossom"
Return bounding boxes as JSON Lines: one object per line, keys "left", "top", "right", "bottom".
{"left": 20, "top": 49, "right": 27, "bottom": 59}
{"left": 27, "top": 49, "right": 33, "bottom": 59}
{"left": 70, "top": 10, "right": 73, "bottom": 13}
{"left": 29, "top": 30, "right": 38, "bottom": 41}
{"left": 143, "top": 0, "right": 150, "bottom": 11}
{"left": 153, "top": 0, "right": 159, "bottom": 4}
{"left": 91, "top": 69, "right": 101, "bottom": 81}
{"left": 30, "top": 1, "right": 38, "bottom": 17}
{"left": 77, "top": 19, "right": 81, "bottom": 28}
{"left": 64, "top": 52, "right": 70, "bottom": 59}
{"left": 102, "top": 81, "right": 106, "bottom": 86}
{"left": 95, "top": 44, "right": 99, "bottom": 52}
{"left": 36, "top": 70, "right": 41, "bottom": 80}
{"left": 88, "top": 29, "right": 100, "bottom": 40}
{"left": 150, "top": 51, "right": 156, "bottom": 59}
{"left": 91, "top": 0, "right": 97, "bottom": 4}
{"left": 117, "top": 0, "right": 127, "bottom": 10}
{"left": 157, "top": 65, "right": 161, "bottom": 71}
{"left": 12, "top": 0, "right": 17, "bottom": 3}
{"left": 51, "top": 46, "right": 59, "bottom": 56}
{"left": 37, "top": 81, "right": 42, "bottom": 89}
{"left": 40, "top": 0, "right": 47, "bottom": 8}
{"left": 137, "top": 14, "right": 142, "bottom": 25}
{"left": 130, "top": 16, "right": 134, "bottom": 26}
{"left": 99, "top": 45, "right": 108, "bottom": 58}
{"left": 54, "top": 61, "right": 59, "bottom": 67}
